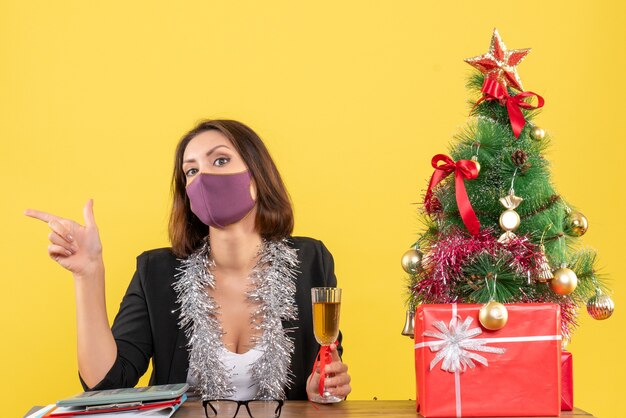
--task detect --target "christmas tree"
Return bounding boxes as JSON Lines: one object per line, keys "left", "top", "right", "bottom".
{"left": 402, "top": 29, "right": 614, "bottom": 342}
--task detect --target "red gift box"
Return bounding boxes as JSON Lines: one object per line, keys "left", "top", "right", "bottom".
{"left": 561, "top": 351, "right": 573, "bottom": 411}
{"left": 414, "top": 303, "right": 562, "bottom": 417}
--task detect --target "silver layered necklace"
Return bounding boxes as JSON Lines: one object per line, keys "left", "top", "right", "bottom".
{"left": 173, "top": 238, "right": 300, "bottom": 400}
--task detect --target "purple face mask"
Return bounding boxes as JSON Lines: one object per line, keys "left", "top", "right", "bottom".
{"left": 186, "top": 170, "right": 256, "bottom": 228}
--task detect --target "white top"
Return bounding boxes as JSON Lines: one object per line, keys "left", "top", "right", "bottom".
{"left": 187, "top": 345, "right": 264, "bottom": 401}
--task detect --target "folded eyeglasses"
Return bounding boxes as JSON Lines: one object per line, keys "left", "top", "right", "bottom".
{"left": 202, "top": 399, "right": 283, "bottom": 418}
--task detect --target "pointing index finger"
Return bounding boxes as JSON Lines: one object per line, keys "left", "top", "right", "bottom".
{"left": 24, "top": 209, "right": 61, "bottom": 224}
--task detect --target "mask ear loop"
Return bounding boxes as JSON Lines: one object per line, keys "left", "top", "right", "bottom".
{"left": 249, "top": 181, "right": 257, "bottom": 201}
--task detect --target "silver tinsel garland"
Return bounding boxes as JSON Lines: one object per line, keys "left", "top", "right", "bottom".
{"left": 173, "top": 238, "right": 299, "bottom": 401}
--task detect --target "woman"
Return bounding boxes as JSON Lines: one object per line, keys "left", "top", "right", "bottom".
{"left": 25, "top": 119, "right": 351, "bottom": 402}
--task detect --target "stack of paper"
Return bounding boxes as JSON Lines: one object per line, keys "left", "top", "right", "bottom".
{"left": 27, "top": 384, "right": 189, "bottom": 418}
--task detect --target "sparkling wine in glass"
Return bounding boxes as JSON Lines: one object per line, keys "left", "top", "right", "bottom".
{"left": 311, "top": 287, "right": 342, "bottom": 403}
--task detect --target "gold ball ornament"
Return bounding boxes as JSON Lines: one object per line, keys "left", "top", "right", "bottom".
{"left": 471, "top": 156, "right": 481, "bottom": 175}
{"left": 499, "top": 209, "right": 521, "bottom": 231}
{"left": 587, "top": 293, "right": 614, "bottom": 320}
{"left": 530, "top": 126, "right": 545, "bottom": 141}
{"left": 401, "top": 248, "right": 423, "bottom": 274}
{"left": 479, "top": 301, "right": 508, "bottom": 330}
{"left": 566, "top": 211, "right": 588, "bottom": 237}
{"left": 550, "top": 267, "right": 578, "bottom": 295}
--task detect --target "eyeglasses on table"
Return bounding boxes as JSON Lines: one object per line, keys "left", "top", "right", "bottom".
{"left": 202, "top": 399, "right": 284, "bottom": 418}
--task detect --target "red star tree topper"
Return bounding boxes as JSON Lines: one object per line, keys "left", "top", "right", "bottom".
{"left": 465, "top": 28, "right": 530, "bottom": 92}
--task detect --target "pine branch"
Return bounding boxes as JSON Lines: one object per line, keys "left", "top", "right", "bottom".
{"left": 456, "top": 253, "right": 524, "bottom": 303}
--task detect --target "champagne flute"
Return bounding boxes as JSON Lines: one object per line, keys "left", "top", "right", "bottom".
{"left": 311, "top": 287, "right": 342, "bottom": 403}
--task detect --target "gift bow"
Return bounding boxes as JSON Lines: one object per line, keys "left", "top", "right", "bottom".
{"left": 424, "top": 316, "right": 506, "bottom": 373}
{"left": 477, "top": 76, "right": 545, "bottom": 138}
{"left": 424, "top": 154, "right": 480, "bottom": 236}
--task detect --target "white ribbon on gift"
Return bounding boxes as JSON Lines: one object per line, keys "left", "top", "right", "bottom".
{"left": 419, "top": 315, "right": 506, "bottom": 372}
{"left": 414, "top": 303, "right": 561, "bottom": 418}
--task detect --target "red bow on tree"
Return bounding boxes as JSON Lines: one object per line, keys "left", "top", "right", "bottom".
{"left": 424, "top": 154, "right": 480, "bottom": 236}
{"left": 478, "top": 76, "right": 544, "bottom": 138}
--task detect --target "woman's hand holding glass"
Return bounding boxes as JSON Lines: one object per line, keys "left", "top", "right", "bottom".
{"left": 25, "top": 199, "right": 103, "bottom": 278}
{"left": 307, "top": 287, "right": 351, "bottom": 402}
{"left": 306, "top": 342, "right": 351, "bottom": 401}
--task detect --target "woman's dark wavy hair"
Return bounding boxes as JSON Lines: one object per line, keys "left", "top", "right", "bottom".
{"left": 169, "top": 119, "right": 294, "bottom": 257}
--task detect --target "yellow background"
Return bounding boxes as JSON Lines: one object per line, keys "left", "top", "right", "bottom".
{"left": 1, "top": 1, "right": 624, "bottom": 417}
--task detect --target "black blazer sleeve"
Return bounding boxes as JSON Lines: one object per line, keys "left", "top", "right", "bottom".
{"left": 79, "top": 254, "right": 154, "bottom": 391}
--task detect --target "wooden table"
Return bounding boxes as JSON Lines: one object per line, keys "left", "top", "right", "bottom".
{"left": 171, "top": 400, "right": 594, "bottom": 417}
{"left": 24, "top": 401, "right": 595, "bottom": 417}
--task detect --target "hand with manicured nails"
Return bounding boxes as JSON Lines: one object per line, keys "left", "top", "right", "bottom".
{"left": 25, "top": 199, "right": 104, "bottom": 278}
{"left": 306, "top": 343, "right": 352, "bottom": 401}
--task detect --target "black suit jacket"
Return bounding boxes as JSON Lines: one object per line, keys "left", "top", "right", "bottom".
{"left": 80, "top": 237, "right": 342, "bottom": 400}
